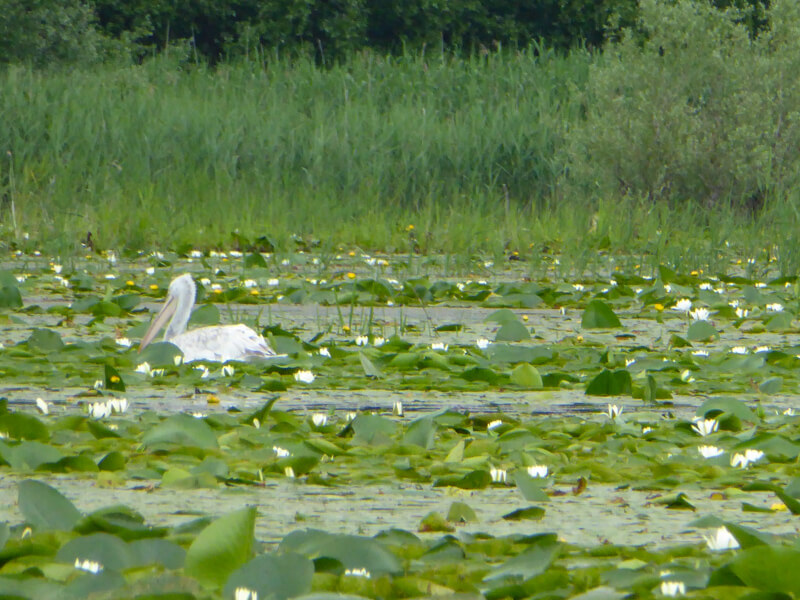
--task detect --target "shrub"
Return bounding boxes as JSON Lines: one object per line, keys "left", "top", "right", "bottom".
{"left": 0, "top": 0, "right": 104, "bottom": 66}
{"left": 564, "top": 0, "right": 800, "bottom": 210}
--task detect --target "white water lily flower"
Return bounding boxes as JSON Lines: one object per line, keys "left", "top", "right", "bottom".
{"left": 311, "top": 413, "right": 328, "bottom": 427}
{"left": 108, "top": 398, "right": 128, "bottom": 414}
{"left": 194, "top": 365, "right": 210, "bottom": 379}
{"left": 105, "top": 274, "right": 116, "bottom": 280}
{"left": 476, "top": 338, "right": 491, "bottom": 349}
{"left": 284, "top": 466, "right": 295, "bottom": 478}
{"left": 355, "top": 335, "right": 368, "bottom": 346}
{"left": 93, "top": 380, "right": 104, "bottom": 391}
{"left": 252, "top": 418, "right": 260, "bottom": 429}
{"left": 267, "top": 278, "right": 279, "bottom": 286}
{"left": 54, "top": 275, "right": 70, "bottom": 288}
{"left": 344, "top": 568, "right": 371, "bottom": 578}
{"left": 692, "top": 350, "right": 709, "bottom": 357}
{"left": 660, "top": 581, "right": 686, "bottom": 597}
{"left": 754, "top": 281, "right": 766, "bottom": 287}
{"left": 373, "top": 336, "right": 386, "bottom": 347}
{"left": 487, "top": 419, "right": 503, "bottom": 431}
{"left": 605, "top": 404, "right": 623, "bottom": 419}
{"left": 365, "top": 257, "right": 377, "bottom": 266}
{"left": 431, "top": 342, "right": 448, "bottom": 351}
{"left": 572, "top": 283, "right": 585, "bottom": 292}
{"left": 87, "top": 402, "right": 112, "bottom": 419}
{"left": 731, "top": 449, "right": 765, "bottom": 469}
{"left": 273, "top": 446, "right": 290, "bottom": 458}
{"left": 783, "top": 408, "right": 795, "bottom": 416}
{"left": 280, "top": 259, "right": 290, "bottom": 266}
{"left": 210, "top": 283, "right": 223, "bottom": 292}
{"left": 319, "top": 347, "right": 331, "bottom": 357}
{"left": 294, "top": 370, "right": 315, "bottom": 384}
{"left": 115, "top": 337, "right": 132, "bottom": 347}
{"left": 346, "top": 411, "right": 358, "bottom": 422}
{"left": 698, "top": 445, "right": 724, "bottom": 458}
{"left": 689, "top": 307, "right": 710, "bottom": 321}
{"left": 642, "top": 426, "right": 653, "bottom": 434}
{"left": 730, "top": 346, "right": 748, "bottom": 354}
{"left": 766, "top": 303, "right": 784, "bottom": 312}
{"left": 191, "top": 412, "right": 207, "bottom": 419}
{"left": 703, "top": 526, "right": 740, "bottom": 551}
{"left": 691, "top": 418, "right": 719, "bottom": 437}
{"left": 52, "top": 264, "right": 62, "bottom": 274}
{"left": 393, "top": 401, "right": 403, "bottom": 417}
{"left": 230, "top": 250, "right": 243, "bottom": 258}
{"left": 74, "top": 558, "right": 103, "bottom": 574}
{"left": 221, "top": 365, "right": 235, "bottom": 377}
{"left": 673, "top": 298, "right": 692, "bottom": 312}
{"left": 456, "top": 282, "right": 466, "bottom": 291}
{"left": 735, "top": 307, "right": 749, "bottom": 318}
{"left": 242, "top": 279, "right": 257, "bottom": 288}
{"left": 235, "top": 587, "right": 258, "bottom": 600}
{"left": 527, "top": 465, "right": 548, "bottom": 478}
{"left": 189, "top": 250, "right": 203, "bottom": 258}
{"left": 484, "top": 261, "right": 494, "bottom": 268}
{"left": 35, "top": 398, "right": 49, "bottom": 415}
{"left": 698, "top": 282, "right": 712, "bottom": 290}
{"left": 680, "top": 369, "right": 695, "bottom": 383}
{"left": 754, "top": 345, "right": 770, "bottom": 353}
{"left": 663, "top": 283, "right": 672, "bottom": 293}
{"left": 490, "top": 467, "right": 507, "bottom": 483}
{"left": 625, "top": 358, "right": 636, "bottom": 367}
{"left": 146, "top": 266, "right": 155, "bottom": 275}
{"left": 15, "top": 274, "right": 27, "bottom": 283}
{"left": 135, "top": 362, "right": 153, "bottom": 376}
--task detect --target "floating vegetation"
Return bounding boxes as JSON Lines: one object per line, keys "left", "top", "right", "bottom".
{"left": 1, "top": 251, "right": 799, "bottom": 598}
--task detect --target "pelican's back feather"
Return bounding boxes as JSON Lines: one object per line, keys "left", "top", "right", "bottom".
{"left": 172, "top": 324, "right": 277, "bottom": 363}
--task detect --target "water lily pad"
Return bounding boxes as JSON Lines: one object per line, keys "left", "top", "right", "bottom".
{"left": 57, "top": 532, "right": 134, "bottom": 570}
{"left": 581, "top": 300, "right": 621, "bottom": 329}
{"left": 585, "top": 369, "right": 632, "bottom": 396}
{"left": 279, "top": 530, "right": 402, "bottom": 576}
{"left": 727, "top": 546, "right": 800, "bottom": 596}
{"left": 26, "top": 328, "right": 64, "bottom": 353}
{"left": 0, "top": 283, "right": 22, "bottom": 308}
{"left": 502, "top": 506, "right": 545, "bottom": 521}
{"left": 104, "top": 364, "right": 125, "bottom": 392}
{"left": 18, "top": 480, "right": 81, "bottom": 531}
{"left": 483, "top": 537, "right": 558, "bottom": 582}
{"left": 495, "top": 320, "right": 531, "bottom": 342}
{"left": 687, "top": 320, "right": 718, "bottom": 342}
{"left": 224, "top": 552, "right": 314, "bottom": 600}
{"left": 510, "top": 364, "right": 543, "bottom": 389}
{"left": 446, "top": 501, "right": 478, "bottom": 523}
{"left": 142, "top": 414, "right": 219, "bottom": 449}
{"left": 184, "top": 506, "right": 257, "bottom": 586}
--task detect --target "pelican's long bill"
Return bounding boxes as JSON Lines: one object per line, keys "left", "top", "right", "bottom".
{"left": 139, "top": 294, "right": 178, "bottom": 352}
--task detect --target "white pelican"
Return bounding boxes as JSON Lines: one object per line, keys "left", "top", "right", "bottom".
{"left": 139, "top": 273, "right": 279, "bottom": 363}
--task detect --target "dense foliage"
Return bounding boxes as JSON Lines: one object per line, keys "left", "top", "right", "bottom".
{"left": 0, "top": 0, "right": 772, "bottom": 65}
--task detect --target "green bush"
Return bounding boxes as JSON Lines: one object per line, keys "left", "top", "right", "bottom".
{"left": 0, "top": 0, "right": 105, "bottom": 66}
{"left": 564, "top": 0, "right": 800, "bottom": 210}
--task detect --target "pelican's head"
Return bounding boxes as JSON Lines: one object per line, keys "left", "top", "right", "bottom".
{"left": 139, "top": 274, "right": 196, "bottom": 352}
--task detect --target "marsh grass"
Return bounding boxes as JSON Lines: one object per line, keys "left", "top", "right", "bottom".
{"left": 1, "top": 41, "right": 800, "bottom": 275}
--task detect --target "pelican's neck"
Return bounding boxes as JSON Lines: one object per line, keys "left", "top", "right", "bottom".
{"left": 164, "top": 275, "right": 195, "bottom": 340}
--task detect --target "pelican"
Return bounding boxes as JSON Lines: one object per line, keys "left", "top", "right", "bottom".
{"left": 139, "top": 273, "right": 279, "bottom": 363}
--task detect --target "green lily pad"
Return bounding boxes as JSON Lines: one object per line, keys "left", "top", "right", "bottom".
{"left": 18, "top": 480, "right": 81, "bottom": 531}
{"left": 581, "top": 300, "right": 621, "bottom": 329}
{"left": 185, "top": 506, "right": 257, "bottom": 586}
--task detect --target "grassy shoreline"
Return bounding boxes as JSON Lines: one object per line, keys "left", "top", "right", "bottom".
{"left": 0, "top": 47, "right": 796, "bottom": 276}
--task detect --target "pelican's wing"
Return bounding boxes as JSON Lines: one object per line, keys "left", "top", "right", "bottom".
{"left": 172, "top": 324, "right": 281, "bottom": 363}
